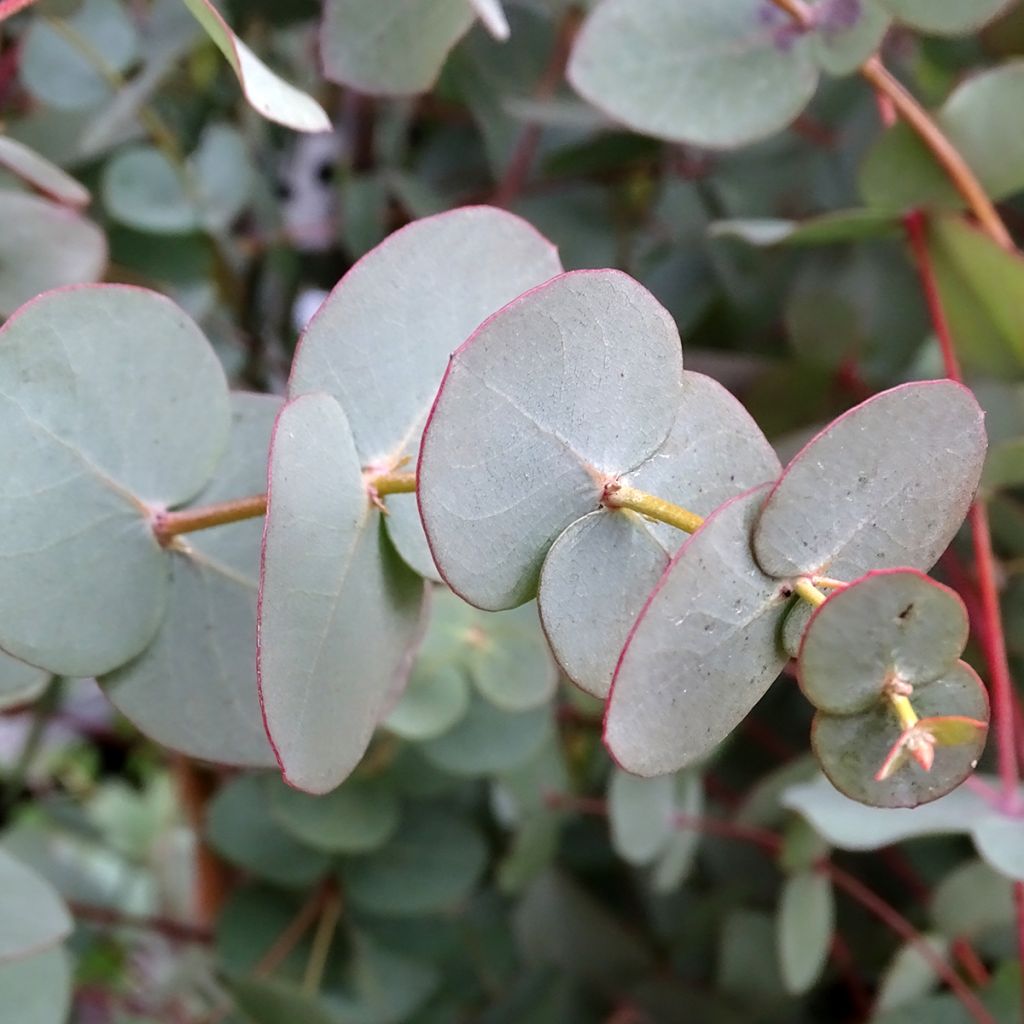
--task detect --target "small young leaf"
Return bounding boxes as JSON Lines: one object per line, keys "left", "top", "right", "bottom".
{"left": 605, "top": 486, "right": 789, "bottom": 777}
{"left": 258, "top": 394, "right": 427, "bottom": 794}
{"left": 931, "top": 860, "right": 1015, "bottom": 939}
{"left": 342, "top": 804, "right": 487, "bottom": 916}
{"left": 881, "top": 0, "right": 1013, "bottom": 35}
{"left": 875, "top": 934, "right": 950, "bottom": 1012}
{"left": 0, "top": 285, "right": 229, "bottom": 676}
{"left": 753, "top": 381, "right": 986, "bottom": 582}
{"left": 811, "top": 661, "right": 989, "bottom": 808}
{"left": 776, "top": 870, "right": 834, "bottom": 995}
{"left": 811, "top": 0, "right": 890, "bottom": 75}
{"left": 607, "top": 769, "right": 675, "bottom": 866}
{"left": 0, "top": 849, "right": 72, "bottom": 963}
{"left": 269, "top": 775, "right": 400, "bottom": 855}
{"left": 568, "top": 0, "right": 819, "bottom": 148}
{"left": 798, "top": 569, "right": 969, "bottom": 715}
{"left": 320, "top": 0, "right": 476, "bottom": 95}
{"left": 650, "top": 772, "right": 703, "bottom": 892}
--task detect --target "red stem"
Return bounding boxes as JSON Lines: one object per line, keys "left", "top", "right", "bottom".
{"left": 545, "top": 793, "right": 994, "bottom": 1024}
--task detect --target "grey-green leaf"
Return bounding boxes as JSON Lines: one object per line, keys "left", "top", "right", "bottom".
{"left": 777, "top": 870, "right": 833, "bottom": 995}
{"left": 103, "top": 394, "right": 279, "bottom": 768}
{"left": 605, "top": 486, "right": 789, "bottom": 777}
{"left": 608, "top": 769, "right": 675, "bottom": 866}
{"left": 419, "top": 269, "right": 683, "bottom": 610}
{"left": 258, "top": 393, "right": 427, "bottom": 794}
{"left": 0, "top": 653, "right": 50, "bottom": 712}
{"left": 880, "top": 0, "right": 1013, "bottom": 35}
{"left": 539, "top": 371, "right": 780, "bottom": 697}
{"left": 0, "top": 137, "right": 89, "bottom": 207}
{"left": 0, "top": 946, "right": 72, "bottom": 1024}
{"left": 798, "top": 569, "right": 969, "bottom": 715}
{"left": 0, "top": 849, "right": 71, "bottom": 963}
{"left": 320, "top": 0, "right": 476, "bottom": 95}
{"left": 971, "top": 812, "right": 1024, "bottom": 882}
{"left": 342, "top": 804, "right": 487, "bottom": 916}
{"left": 568, "top": 0, "right": 819, "bottom": 149}
{"left": 0, "top": 285, "right": 229, "bottom": 676}
{"left": 753, "top": 381, "right": 986, "bottom": 581}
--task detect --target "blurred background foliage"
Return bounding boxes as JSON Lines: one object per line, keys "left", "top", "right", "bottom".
{"left": 3, "top": 0, "right": 1024, "bottom": 1021}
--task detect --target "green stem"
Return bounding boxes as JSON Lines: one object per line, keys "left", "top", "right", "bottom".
{"left": 301, "top": 887, "right": 343, "bottom": 996}
{"left": 602, "top": 484, "right": 704, "bottom": 534}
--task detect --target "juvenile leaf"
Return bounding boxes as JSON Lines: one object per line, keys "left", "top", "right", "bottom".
{"left": 608, "top": 770, "right": 675, "bottom": 866}
{"left": 875, "top": 934, "right": 950, "bottom": 1012}
{"left": 811, "top": 662, "right": 989, "bottom": 807}
{"left": 384, "top": 662, "right": 470, "bottom": 741}
{"left": 419, "top": 269, "right": 683, "bottom": 610}
{"left": 753, "top": 381, "right": 986, "bottom": 582}
{"left": 710, "top": 209, "right": 900, "bottom": 247}
{"left": 269, "top": 776, "right": 400, "bottom": 854}
{"left": 183, "top": 0, "right": 330, "bottom": 132}
{"left": 568, "top": 0, "right": 819, "bottom": 149}
{"left": 0, "top": 193, "right": 106, "bottom": 316}
{"left": 206, "top": 775, "right": 332, "bottom": 888}
{"left": 104, "top": 394, "right": 279, "bottom": 768}
{"left": 102, "top": 124, "right": 254, "bottom": 235}
{"left": 342, "top": 804, "right": 487, "bottom": 916}
{"left": 931, "top": 860, "right": 1015, "bottom": 939}
{"left": 19, "top": 0, "right": 138, "bottom": 111}
{"left": 420, "top": 692, "right": 551, "bottom": 777}
{"left": 258, "top": 394, "right": 426, "bottom": 794}
{"left": 0, "top": 849, "right": 72, "bottom": 963}
{"left": 811, "top": 0, "right": 890, "bottom": 75}
{"left": 972, "top": 813, "right": 1024, "bottom": 882}
{"left": 881, "top": 0, "right": 1013, "bottom": 35}
{"left": 781, "top": 772, "right": 994, "bottom": 848}
{"left": 777, "top": 870, "right": 833, "bottom": 995}
{"left": 0, "top": 137, "right": 89, "bottom": 207}
{"left": 798, "top": 570, "right": 969, "bottom": 715}
{"left": 539, "top": 371, "right": 780, "bottom": 697}
{"left": 289, "top": 206, "right": 561, "bottom": 578}
{"left": 650, "top": 772, "right": 703, "bottom": 892}
{"left": 0, "top": 946, "right": 71, "bottom": 1024}
{"left": 349, "top": 933, "right": 441, "bottom": 1023}
{"left": 320, "top": 0, "right": 475, "bottom": 95}
{"left": 0, "top": 286, "right": 229, "bottom": 676}
{"left": 605, "top": 487, "right": 789, "bottom": 777}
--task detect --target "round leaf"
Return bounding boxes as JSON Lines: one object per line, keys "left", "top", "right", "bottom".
{"left": 0, "top": 653, "right": 50, "bottom": 712}
{"left": 798, "top": 569, "right": 969, "bottom": 714}
{"left": 206, "top": 775, "right": 332, "bottom": 888}
{"left": 811, "top": 0, "right": 890, "bottom": 75}
{"left": 258, "top": 393, "right": 427, "bottom": 794}
{"left": 103, "top": 394, "right": 280, "bottom": 768}
{"left": 320, "top": 0, "right": 476, "bottom": 95}
{"left": 607, "top": 769, "right": 675, "bottom": 866}
{"left": 0, "top": 849, "right": 71, "bottom": 963}
{"left": 384, "top": 662, "right": 470, "bottom": 741}
{"left": 0, "top": 285, "right": 229, "bottom": 675}
{"left": 777, "top": 870, "right": 834, "bottom": 995}
{"left": 269, "top": 775, "right": 400, "bottom": 854}
{"left": 605, "top": 486, "right": 790, "bottom": 777}
{"left": 419, "top": 269, "right": 683, "bottom": 610}
{"left": 19, "top": 0, "right": 138, "bottom": 111}
{"left": 182, "top": 0, "right": 330, "bottom": 132}
{"left": 568, "top": 0, "right": 819, "bottom": 149}
{"left": 342, "top": 804, "right": 487, "bottom": 916}
{"left": 811, "top": 661, "right": 989, "bottom": 808}
{"left": 539, "top": 371, "right": 780, "bottom": 697}
{"left": 753, "top": 381, "right": 986, "bottom": 581}
{"left": 971, "top": 813, "right": 1024, "bottom": 882}
{"left": 419, "top": 692, "right": 551, "bottom": 777}
{"left": 0, "top": 192, "right": 106, "bottom": 316}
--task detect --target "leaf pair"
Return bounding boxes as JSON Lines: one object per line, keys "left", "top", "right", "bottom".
{"left": 258, "top": 207, "right": 563, "bottom": 793}
{"left": 800, "top": 569, "right": 988, "bottom": 808}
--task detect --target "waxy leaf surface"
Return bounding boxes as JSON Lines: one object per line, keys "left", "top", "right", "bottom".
{"left": 568, "top": 0, "right": 819, "bottom": 149}
{"left": 753, "top": 381, "right": 986, "bottom": 581}
{"left": 105, "top": 394, "right": 279, "bottom": 768}
{"left": 0, "top": 947, "right": 71, "bottom": 1024}
{"left": 0, "top": 286, "right": 229, "bottom": 675}
{"left": 799, "top": 569, "right": 969, "bottom": 715}
{"left": 0, "top": 137, "right": 89, "bottom": 208}
{"left": 0, "top": 653, "right": 50, "bottom": 712}
{"left": 605, "top": 487, "right": 789, "bottom": 777}
{"left": 777, "top": 871, "right": 833, "bottom": 995}
{"left": 608, "top": 770, "right": 675, "bottom": 866}
{"left": 258, "top": 394, "right": 426, "bottom": 794}
{"left": 0, "top": 850, "right": 71, "bottom": 964}
{"left": 540, "top": 371, "right": 780, "bottom": 696}
{"left": 290, "top": 206, "right": 562, "bottom": 578}
{"left": 881, "top": 0, "right": 1013, "bottom": 34}
{"left": 420, "top": 269, "right": 683, "bottom": 610}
